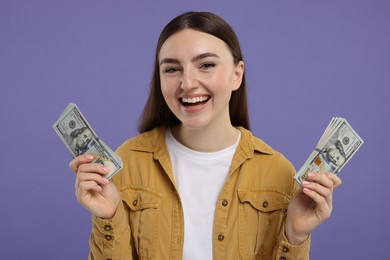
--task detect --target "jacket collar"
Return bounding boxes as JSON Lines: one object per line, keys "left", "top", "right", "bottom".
{"left": 128, "top": 126, "right": 275, "bottom": 157}
{"left": 126, "top": 126, "right": 168, "bottom": 161}
{"left": 127, "top": 126, "right": 275, "bottom": 185}
{"left": 236, "top": 126, "right": 274, "bottom": 156}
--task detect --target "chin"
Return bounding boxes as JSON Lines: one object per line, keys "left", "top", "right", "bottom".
{"left": 180, "top": 119, "right": 209, "bottom": 130}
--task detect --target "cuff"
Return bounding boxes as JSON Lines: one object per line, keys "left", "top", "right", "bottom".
{"left": 276, "top": 224, "right": 311, "bottom": 260}
{"left": 90, "top": 201, "right": 128, "bottom": 254}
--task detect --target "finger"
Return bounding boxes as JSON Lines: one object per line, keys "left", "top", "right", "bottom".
{"left": 69, "top": 154, "right": 94, "bottom": 173}
{"left": 302, "top": 187, "right": 332, "bottom": 219}
{"left": 301, "top": 179, "right": 332, "bottom": 200}
{"left": 306, "top": 172, "right": 334, "bottom": 190}
{"left": 325, "top": 172, "right": 342, "bottom": 188}
{"left": 76, "top": 180, "right": 103, "bottom": 202}
{"left": 77, "top": 162, "right": 110, "bottom": 177}
{"left": 305, "top": 172, "right": 335, "bottom": 203}
{"left": 75, "top": 172, "right": 110, "bottom": 189}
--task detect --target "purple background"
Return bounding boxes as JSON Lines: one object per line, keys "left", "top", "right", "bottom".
{"left": 1, "top": 1, "right": 389, "bottom": 259}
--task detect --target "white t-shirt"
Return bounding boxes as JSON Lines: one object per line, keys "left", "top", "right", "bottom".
{"left": 166, "top": 129, "right": 240, "bottom": 260}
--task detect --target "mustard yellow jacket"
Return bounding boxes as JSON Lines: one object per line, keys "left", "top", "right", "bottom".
{"left": 89, "top": 127, "right": 310, "bottom": 260}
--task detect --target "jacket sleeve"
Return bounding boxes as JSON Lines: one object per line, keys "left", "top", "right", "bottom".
{"left": 89, "top": 200, "right": 136, "bottom": 260}
{"left": 273, "top": 155, "right": 311, "bottom": 260}
{"left": 274, "top": 223, "right": 311, "bottom": 260}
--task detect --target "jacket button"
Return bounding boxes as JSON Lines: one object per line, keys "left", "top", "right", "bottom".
{"left": 133, "top": 200, "right": 138, "bottom": 206}
{"left": 282, "top": 246, "right": 289, "bottom": 253}
{"left": 104, "top": 225, "right": 112, "bottom": 231}
{"left": 222, "top": 199, "right": 228, "bottom": 207}
{"left": 218, "top": 234, "right": 225, "bottom": 241}
{"left": 262, "top": 201, "right": 269, "bottom": 208}
{"left": 105, "top": 235, "right": 112, "bottom": 241}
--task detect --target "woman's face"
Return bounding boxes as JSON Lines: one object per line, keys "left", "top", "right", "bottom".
{"left": 158, "top": 29, "right": 244, "bottom": 130}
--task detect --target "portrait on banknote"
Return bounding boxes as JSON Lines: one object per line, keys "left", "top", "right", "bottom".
{"left": 62, "top": 126, "right": 94, "bottom": 156}
{"left": 320, "top": 139, "right": 346, "bottom": 167}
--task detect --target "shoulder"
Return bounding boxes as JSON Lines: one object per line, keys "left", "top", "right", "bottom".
{"left": 116, "top": 126, "right": 166, "bottom": 156}
{"left": 237, "top": 127, "right": 297, "bottom": 191}
{"left": 238, "top": 127, "right": 291, "bottom": 163}
{"left": 112, "top": 127, "right": 168, "bottom": 187}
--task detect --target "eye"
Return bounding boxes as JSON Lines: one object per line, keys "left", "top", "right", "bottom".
{"left": 164, "top": 67, "right": 181, "bottom": 74}
{"left": 200, "top": 63, "right": 215, "bottom": 70}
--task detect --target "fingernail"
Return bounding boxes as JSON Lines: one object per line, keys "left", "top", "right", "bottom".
{"left": 308, "top": 172, "right": 316, "bottom": 177}
{"left": 86, "top": 155, "right": 94, "bottom": 160}
{"left": 103, "top": 167, "right": 109, "bottom": 173}
{"left": 302, "top": 180, "right": 311, "bottom": 186}
{"left": 102, "top": 178, "right": 109, "bottom": 184}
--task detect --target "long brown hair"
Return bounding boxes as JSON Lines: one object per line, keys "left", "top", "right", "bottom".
{"left": 138, "top": 11, "right": 250, "bottom": 133}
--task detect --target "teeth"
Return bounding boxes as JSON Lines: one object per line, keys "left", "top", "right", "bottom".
{"left": 182, "top": 96, "right": 209, "bottom": 104}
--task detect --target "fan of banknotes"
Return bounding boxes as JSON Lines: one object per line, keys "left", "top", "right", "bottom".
{"left": 52, "top": 103, "right": 123, "bottom": 180}
{"left": 294, "top": 117, "right": 364, "bottom": 185}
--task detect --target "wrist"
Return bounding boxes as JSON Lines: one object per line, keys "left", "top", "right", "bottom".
{"left": 285, "top": 231, "right": 309, "bottom": 246}
{"left": 285, "top": 224, "right": 309, "bottom": 246}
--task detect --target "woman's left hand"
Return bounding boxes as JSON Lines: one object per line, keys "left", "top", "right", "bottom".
{"left": 285, "top": 172, "right": 342, "bottom": 245}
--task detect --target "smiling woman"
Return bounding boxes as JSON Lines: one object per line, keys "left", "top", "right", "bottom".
{"left": 68, "top": 11, "right": 341, "bottom": 260}
{"left": 139, "top": 12, "right": 250, "bottom": 134}
{"left": 158, "top": 29, "right": 244, "bottom": 135}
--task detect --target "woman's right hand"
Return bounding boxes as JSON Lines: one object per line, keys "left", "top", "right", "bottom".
{"left": 69, "top": 154, "right": 120, "bottom": 219}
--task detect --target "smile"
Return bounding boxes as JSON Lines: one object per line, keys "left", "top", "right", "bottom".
{"left": 180, "top": 96, "right": 210, "bottom": 106}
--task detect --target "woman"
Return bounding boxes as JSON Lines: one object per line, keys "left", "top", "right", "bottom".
{"left": 70, "top": 11, "right": 341, "bottom": 260}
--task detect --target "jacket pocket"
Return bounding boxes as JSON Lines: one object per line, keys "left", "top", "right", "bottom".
{"left": 237, "top": 189, "right": 290, "bottom": 259}
{"left": 122, "top": 186, "right": 162, "bottom": 259}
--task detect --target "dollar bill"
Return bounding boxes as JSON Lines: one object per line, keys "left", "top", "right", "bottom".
{"left": 52, "top": 103, "right": 123, "bottom": 180}
{"left": 294, "top": 117, "right": 364, "bottom": 185}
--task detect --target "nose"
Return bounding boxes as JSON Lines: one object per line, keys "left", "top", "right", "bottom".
{"left": 180, "top": 69, "right": 199, "bottom": 91}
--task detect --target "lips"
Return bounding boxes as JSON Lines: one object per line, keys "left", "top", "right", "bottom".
{"left": 180, "top": 96, "right": 210, "bottom": 106}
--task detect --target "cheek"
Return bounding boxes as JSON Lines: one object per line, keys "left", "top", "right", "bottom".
{"left": 160, "top": 77, "right": 170, "bottom": 92}
{"left": 160, "top": 82, "right": 169, "bottom": 94}
{"left": 210, "top": 69, "right": 236, "bottom": 90}
{"left": 211, "top": 77, "right": 234, "bottom": 96}
{"left": 160, "top": 81, "right": 177, "bottom": 103}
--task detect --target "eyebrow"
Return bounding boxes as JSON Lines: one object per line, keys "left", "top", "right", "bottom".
{"left": 159, "top": 52, "right": 220, "bottom": 66}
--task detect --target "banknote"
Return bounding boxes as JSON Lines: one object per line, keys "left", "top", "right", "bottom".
{"left": 52, "top": 103, "right": 123, "bottom": 180}
{"left": 294, "top": 117, "right": 364, "bottom": 185}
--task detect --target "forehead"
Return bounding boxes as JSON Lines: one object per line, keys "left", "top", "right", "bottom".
{"left": 159, "top": 29, "right": 230, "bottom": 59}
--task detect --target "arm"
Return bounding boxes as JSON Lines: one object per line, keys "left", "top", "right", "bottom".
{"left": 269, "top": 163, "right": 341, "bottom": 259}
{"left": 89, "top": 201, "right": 136, "bottom": 260}
{"left": 272, "top": 180, "right": 311, "bottom": 260}
{"left": 69, "top": 154, "right": 136, "bottom": 259}
{"left": 285, "top": 172, "right": 341, "bottom": 245}
{"left": 274, "top": 223, "right": 311, "bottom": 260}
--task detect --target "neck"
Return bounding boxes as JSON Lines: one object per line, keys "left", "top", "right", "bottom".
{"left": 171, "top": 123, "right": 239, "bottom": 152}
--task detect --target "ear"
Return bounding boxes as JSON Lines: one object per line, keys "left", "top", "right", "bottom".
{"left": 232, "top": 61, "right": 244, "bottom": 91}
